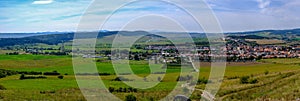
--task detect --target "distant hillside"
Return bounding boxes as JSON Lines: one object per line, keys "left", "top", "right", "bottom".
{"left": 226, "top": 28, "right": 300, "bottom": 35}
{"left": 0, "top": 32, "right": 68, "bottom": 38}
{"left": 227, "top": 35, "right": 269, "bottom": 39}
{"left": 0, "top": 31, "right": 150, "bottom": 47}
{"left": 0, "top": 32, "right": 118, "bottom": 47}
{"left": 0, "top": 28, "right": 300, "bottom": 47}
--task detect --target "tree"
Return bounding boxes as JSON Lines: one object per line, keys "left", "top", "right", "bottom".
{"left": 20, "top": 74, "right": 25, "bottom": 80}
{"left": 58, "top": 75, "right": 64, "bottom": 79}
{"left": 108, "top": 87, "right": 115, "bottom": 93}
{"left": 134, "top": 54, "right": 140, "bottom": 61}
{"left": 240, "top": 76, "right": 250, "bottom": 84}
{"left": 125, "top": 94, "right": 137, "bottom": 101}
{"left": 249, "top": 78, "right": 258, "bottom": 84}
{"left": 157, "top": 77, "right": 162, "bottom": 82}
{"left": 264, "top": 70, "right": 269, "bottom": 75}
{"left": 0, "top": 72, "right": 6, "bottom": 78}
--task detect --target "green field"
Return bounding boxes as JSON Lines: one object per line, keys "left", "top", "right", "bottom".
{"left": 0, "top": 55, "right": 300, "bottom": 100}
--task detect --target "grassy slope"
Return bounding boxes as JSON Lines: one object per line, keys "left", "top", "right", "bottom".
{"left": 0, "top": 55, "right": 299, "bottom": 100}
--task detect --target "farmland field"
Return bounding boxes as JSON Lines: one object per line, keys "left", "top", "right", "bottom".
{"left": 0, "top": 55, "right": 300, "bottom": 100}
{"left": 2, "top": 0, "right": 300, "bottom": 100}
{"left": 245, "top": 39, "right": 285, "bottom": 45}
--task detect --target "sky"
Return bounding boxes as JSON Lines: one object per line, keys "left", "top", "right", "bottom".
{"left": 0, "top": 0, "right": 300, "bottom": 33}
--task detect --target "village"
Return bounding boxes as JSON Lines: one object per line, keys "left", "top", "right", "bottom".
{"left": 11, "top": 36, "right": 300, "bottom": 64}
{"left": 92, "top": 39, "right": 300, "bottom": 64}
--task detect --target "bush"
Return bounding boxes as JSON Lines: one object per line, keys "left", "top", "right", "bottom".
{"left": 20, "top": 74, "right": 47, "bottom": 80}
{"left": 117, "top": 87, "right": 123, "bottom": 92}
{"left": 249, "top": 78, "right": 258, "bottom": 84}
{"left": 6, "top": 52, "right": 19, "bottom": 55}
{"left": 109, "top": 87, "right": 137, "bottom": 93}
{"left": 98, "top": 72, "right": 111, "bottom": 76}
{"left": 227, "top": 76, "right": 239, "bottom": 80}
{"left": 0, "top": 85, "right": 6, "bottom": 90}
{"left": 152, "top": 72, "right": 166, "bottom": 74}
{"left": 240, "top": 76, "right": 250, "bottom": 84}
{"left": 108, "top": 87, "right": 115, "bottom": 93}
{"left": 40, "top": 90, "right": 55, "bottom": 94}
{"left": 58, "top": 75, "right": 64, "bottom": 79}
{"left": 264, "top": 70, "right": 269, "bottom": 75}
{"left": 128, "top": 87, "right": 135, "bottom": 92}
{"left": 132, "top": 88, "right": 137, "bottom": 92}
{"left": 119, "top": 73, "right": 131, "bottom": 75}
{"left": 43, "top": 71, "right": 60, "bottom": 76}
{"left": 113, "top": 76, "right": 132, "bottom": 81}
{"left": 148, "top": 97, "right": 155, "bottom": 101}
{"left": 0, "top": 69, "right": 18, "bottom": 78}
{"left": 125, "top": 94, "right": 137, "bottom": 101}
{"left": 17, "top": 71, "right": 42, "bottom": 75}
{"left": 0, "top": 73, "right": 6, "bottom": 78}
{"left": 20, "top": 74, "right": 25, "bottom": 80}
{"left": 157, "top": 77, "right": 162, "bottom": 82}
{"left": 197, "top": 77, "right": 209, "bottom": 84}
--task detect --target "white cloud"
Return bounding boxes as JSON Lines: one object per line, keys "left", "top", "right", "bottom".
{"left": 2, "top": 0, "right": 300, "bottom": 33}
{"left": 256, "top": 0, "right": 271, "bottom": 8}
{"left": 32, "top": 0, "right": 54, "bottom": 5}
{"left": 260, "top": 0, "right": 300, "bottom": 19}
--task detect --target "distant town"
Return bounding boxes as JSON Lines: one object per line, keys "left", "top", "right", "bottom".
{"left": 2, "top": 30, "right": 300, "bottom": 64}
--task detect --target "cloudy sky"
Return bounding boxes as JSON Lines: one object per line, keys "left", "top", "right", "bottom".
{"left": 0, "top": 0, "right": 300, "bottom": 33}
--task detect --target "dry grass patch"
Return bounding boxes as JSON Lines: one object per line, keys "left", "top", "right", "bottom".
{"left": 246, "top": 39, "right": 285, "bottom": 45}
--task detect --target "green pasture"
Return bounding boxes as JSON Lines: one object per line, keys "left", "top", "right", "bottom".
{"left": 0, "top": 54, "right": 300, "bottom": 100}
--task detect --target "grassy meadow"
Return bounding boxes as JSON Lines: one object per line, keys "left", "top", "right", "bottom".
{"left": 0, "top": 54, "right": 299, "bottom": 100}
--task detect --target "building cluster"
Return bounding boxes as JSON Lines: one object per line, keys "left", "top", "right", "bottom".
{"left": 85, "top": 38, "right": 300, "bottom": 63}
{"left": 226, "top": 44, "right": 300, "bottom": 59}
{"left": 144, "top": 43, "right": 300, "bottom": 62}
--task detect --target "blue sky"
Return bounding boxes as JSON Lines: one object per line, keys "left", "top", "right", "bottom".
{"left": 0, "top": 0, "right": 300, "bottom": 33}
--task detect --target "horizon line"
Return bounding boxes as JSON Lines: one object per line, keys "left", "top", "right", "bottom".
{"left": 1, "top": 27, "right": 300, "bottom": 34}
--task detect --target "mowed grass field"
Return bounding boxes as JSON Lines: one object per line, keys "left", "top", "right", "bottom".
{"left": 246, "top": 39, "right": 285, "bottom": 45}
{"left": 0, "top": 55, "right": 299, "bottom": 100}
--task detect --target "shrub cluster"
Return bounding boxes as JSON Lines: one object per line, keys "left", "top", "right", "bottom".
{"left": 5, "top": 52, "right": 19, "bottom": 55}
{"left": 227, "top": 76, "right": 239, "bottom": 80}
{"left": 125, "top": 94, "right": 137, "bottom": 101}
{"left": 108, "top": 87, "right": 138, "bottom": 93}
{"left": 0, "top": 69, "right": 18, "bottom": 79}
{"left": 197, "top": 77, "right": 210, "bottom": 84}
{"left": 119, "top": 73, "right": 132, "bottom": 75}
{"left": 249, "top": 78, "right": 258, "bottom": 84}
{"left": 113, "top": 76, "right": 133, "bottom": 81}
{"left": 44, "top": 52, "right": 68, "bottom": 55}
{"left": 43, "top": 71, "right": 60, "bottom": 75}
{"left": 240, "top": 76, "right": 250, "bottom": 84}
{"left": 58, "top": 75, "right": 64, "bottom": 79}
{"left": 240, "top": 76, "right": 258, "bottom": 84}
{"left": 151, "top": 72, "right": 166, "bottom": 74}
{"left": 19, "top": 74, "right": 47, "bottom": 80}
{"left": 264, "top": 70, "right": 269, "bottom": 75}
{"left": 40, "top": 90, "right": 55, "bottom": 94}
{"left": 157, "top": 77, "right": 162, "bottom": 82}
{"left": 17, "top": 71, "right": 42, "bottom": 75}
{"left": 98, "top": 72, "right": 112, "bottom": 76}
